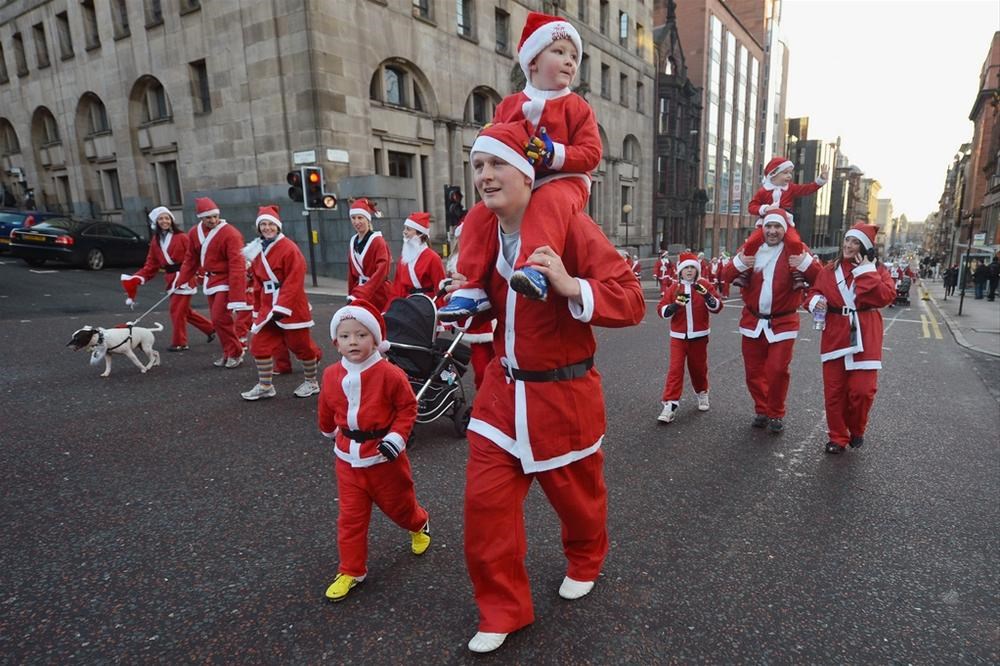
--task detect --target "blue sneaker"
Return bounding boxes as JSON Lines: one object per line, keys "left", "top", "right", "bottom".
{"left": 439, "top": 296, "right": 490, "bottom": 322}
{"left": 509, "top": 266, "right": 548, "bottom": 301}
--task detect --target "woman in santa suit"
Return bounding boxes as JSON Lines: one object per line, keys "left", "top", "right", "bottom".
{"left": 240, "top": 206, "right": 323, "bottom": 402}
{"left": 806, "top": 222, "right": 896, "bottom": 455}
{"left": 390, "top": 212, "right": 446, "bottom": 302}
{"left": 121, "top": 206, "right": 214, "bottom": 351}
{"left": 347, "top": 198, "right": 392, "bottom": 312}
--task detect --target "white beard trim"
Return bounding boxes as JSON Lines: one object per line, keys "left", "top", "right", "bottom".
{"left": 401, "top": 237, "right": 425, "bottom": 265}
{"left": 242, "top": 239, "right": 263, "bottom": 262}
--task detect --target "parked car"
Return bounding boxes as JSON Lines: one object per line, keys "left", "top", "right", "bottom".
{"left": 0, "top": 208, "right": 63, "bottom": 253}
{"left": 10, "top": 218, "right": 149, "bottom": 270}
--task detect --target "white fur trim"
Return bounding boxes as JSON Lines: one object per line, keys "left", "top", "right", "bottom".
{"left": 256, "top": 214, "right": 282, "bottom": 230}
{"left": 796, "top": 253, "right": 814, "bottom": 271}
{"left": 349, "top": 207, "right": 372, "bottom": 221}
{"left": 226, "top": 301, "right": 248, "bottom": 310}
{"left": 732, "top": 254, "right": 749, "bottom": 272}
{"left": 766, "top": 160, "right": 794, "bottom": 178}
{"left": 763, "top": 212, "right": 788, "bottom": 231}
{"left": 517, "top": 20, "right": 583, "bottom": 79}
{"left": 845, "top": 229, "right": 873, "bottom": 250}
{"left": 567, "top": 278, "right": 594, "bottom": 323}
{"left": 197, "top": 208, "right": 220, "bottom": 218}
{"left": 550, "top": 141, "right": 566, "bottom": 170}
{"left": 403, "top": 218, "right": 429, "bottom": 235}
{"left": 329, "top": 305, "right": 385, "bottom": 349}
{"left": 677, "top": 259, "right": 700, "bottom": 275}
{"left": 148, "top": 206, "right": 175, "bottom": 228}
{"left": 808, "top": 294, "right": 824, "bottom": 312}
{"left": 852, "top": 262, "right": 877, "bottom": 276}
{"left": 471, "top": 135, "right": 535, "bottom": 182}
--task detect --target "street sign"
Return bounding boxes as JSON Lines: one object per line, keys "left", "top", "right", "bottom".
{"left": 293, "top": 150, "right": 317, "bottom": 165}
{"left": 973, "top": 232, "right": 986, "bottom": 247}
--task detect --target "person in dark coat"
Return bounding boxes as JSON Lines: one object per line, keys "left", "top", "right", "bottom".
{"left": 972, "top": 259, "right": 989, "bottom": 299}
{"left": 987, "top": 254, "right": 1000, "bottom": 302}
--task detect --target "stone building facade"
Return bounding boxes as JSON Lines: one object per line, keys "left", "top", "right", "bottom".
{"left": 0, "top": 0, "right": 654, "bottom": 277}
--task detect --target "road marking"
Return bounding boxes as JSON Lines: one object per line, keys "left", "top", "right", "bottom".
{"left": 29, "top": 269, "right": 57, "bottom": 274}
{"left": 918, "top": 301, "right": 943, "bottom": 339}
{"left": 920, "top": 314, "right": 931, "bottom": 338}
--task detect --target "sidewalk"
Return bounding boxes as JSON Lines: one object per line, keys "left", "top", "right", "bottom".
{"left": 303, "top": 274, "right": 349, "bottom": 298}
{"left": 922, "top": 278, "right": 1000, "bottom": 357}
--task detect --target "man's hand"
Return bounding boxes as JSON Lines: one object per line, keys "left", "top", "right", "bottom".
{"left": 789, "top": 254, "right": 806, "bottom": 268}
{"left": 526, "top": 246, "right": 580, "bottom": 301}
{"left": 443, "top": 272, "right": 468, "bottom": 295}
{"left": 738, "top": 252, "right": 755, "bottom": 269}
{"left": 820, "top": 165, "right": 829, "bottom": 180}
{"left": 814, "top": 297, "right": 828, "bottom": 312}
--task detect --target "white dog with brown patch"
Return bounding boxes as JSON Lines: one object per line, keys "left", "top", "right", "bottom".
{"left": 67, "top": 323, "right": 163, "bottom": 377}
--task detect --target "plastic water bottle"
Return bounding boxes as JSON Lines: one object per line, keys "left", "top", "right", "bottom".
{"left": 812, "top": 299, "right": 827, "bottom": 331}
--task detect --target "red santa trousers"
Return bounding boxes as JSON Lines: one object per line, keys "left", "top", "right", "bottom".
{"left": 464, "top": 432, "right": 608, "bottom": 634}
{"left": 207, "top": 293, "right": 243, "bottom": 358}
{"left": 742, "top": 226, "right": 805, "bottom": 257}
{"left": 741, "top": 335, "right": 796, "bottom": 418}
{"left": 235, "top": 309, "right": 252, "bottom": 341}
{"left": 168, "top": 293, "right": 213, "bottom": 347}
{"left": 469, "top": 343, "right": 495, "bottom": 390}
{"left": 335, "top": 456, "right": 429, "bottom": 578}
{"left": 458, "top": 178, "right": 590, "bottom": 291}
{"left": 822, "top": 358, "right": 879, "bottom": 446}
{"left": 249, "top": 323, "right": 321, "bottom": 362}
{"left": 661, "top": 336, "right": 709, "bottom": 402}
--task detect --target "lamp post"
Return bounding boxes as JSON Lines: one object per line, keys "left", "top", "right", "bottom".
{"left": 622, "top": 203, "right": 633, "bottom": 250}
{"left": 958, "top": 211, "right": 976, "bottom": 315}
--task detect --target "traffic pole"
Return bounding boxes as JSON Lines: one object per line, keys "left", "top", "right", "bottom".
{"left": 303, "top": 209, "right": 318, "bottom": 287}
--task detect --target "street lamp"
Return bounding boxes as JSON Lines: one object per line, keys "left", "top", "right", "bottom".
{"left": 622, "top": 203, "right": 633, "bottom": 249}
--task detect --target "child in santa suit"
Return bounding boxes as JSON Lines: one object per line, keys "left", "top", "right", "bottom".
{"left": 319, "top": 300, "right": 431, "bottom": 602}
{"left": 732, "top": 157, "right": 829, "bottom": 290}
{"left": 656, "top": 252, "right": 723, "bottom": 423}
{"left": 440, "top": 11, "right": 601, "bottom": 320}
{"left": 347, "top": 198, "right": 392, "bottom": 312}
{"left": 121, "top": 206, "right": 214, "bottom": 351}
{"left": 805, "top": 223, "right": 895, "bottom": 454}
{"left": 239, "top": 207, "right": 323, "bottom": 401}
{"left": 390, "top": 212, "right": 446, "bottom": 302}
{"left": 653, "top": 250, "right": 676, "bottom": 297}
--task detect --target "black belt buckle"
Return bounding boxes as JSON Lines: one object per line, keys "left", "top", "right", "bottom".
{"left": 504, "top": 357, "right": 594, "bottom": 382}
{"left": 342, "top": 427, "right": 389, "bottom": 441}
{"left": 840, "top": 306, "right": 853, "bottom": 316}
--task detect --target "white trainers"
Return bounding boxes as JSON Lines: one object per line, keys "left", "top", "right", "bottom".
{"left": 657, "top": 401, "right": 678, "bottom": 423}
{"left": 468, "top": 631, "right": 508, "bottom": 653}
{"left": 697, "top": 391, "right": 710, "bottom": 412}
{"left": 293, "top": 380, "right": 320, "bottom": 398}
{"left": 225, "top": 353, "right": 245, "bottom": 369}
{"left": 241, "top": 383, "right": 276, "bottom": 401}
{"left": 558, "top": 576, "right": 595, "bottom": 600}
{"left": 213, "top": 356, "right": 227, "bottom": 367}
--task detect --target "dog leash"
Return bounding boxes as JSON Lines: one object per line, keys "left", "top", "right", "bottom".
{"left": 129, "top": 292, "right": 171, "bottom": 326}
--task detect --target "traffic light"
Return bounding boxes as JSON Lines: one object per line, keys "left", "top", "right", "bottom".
{"left": 444, "top": 185, "right": 464, "bottom": 229}
{"left": 287, "top": 170, "right": 303, "bottom": 202}
{"left": 301, "top": 166, "right": 338, "bottom": 210}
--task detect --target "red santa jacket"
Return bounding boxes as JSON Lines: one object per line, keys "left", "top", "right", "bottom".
{"left": 657, "top": 278, "right": 723, "bottom": 339}
{"left": 391, "top": 244, "right": 446, "bottom": 301}
{"left": 178, "top": 220, "right": 247, "bottom": 307}
{"left": 723, "top": 242, "right": 821, "bottom": 342}
{"left": 807, "top": 260, "right": 896, "bottom": 370}
{"left": 749, "top": 179, "right": 825, "bottom": 222}
{"left": 466, "top": 211, "right": 645, "bottom": 473}
{"left": 247, "top": 235, "right": 314, "bottom": 334}
{"left": 493, "top": 85, "right": 601, "bottom": 182}
{"left": 127, "top": 231, "right": 197, "bottom": 295}
{"left": 348, "top": 231, "right": 392, "bottom": 312}
{"left": 318, "top": 353, "right": 417, "bottom": 468}
{"left": 653, "top": 255, "right": 675, "bottom": 284}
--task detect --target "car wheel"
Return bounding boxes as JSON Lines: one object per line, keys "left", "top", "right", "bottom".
{"left": 24, "top": 257, "right": 46, "bottom": 267}
{"left": 85, "top": 248, "right": 105, "bottom": 271}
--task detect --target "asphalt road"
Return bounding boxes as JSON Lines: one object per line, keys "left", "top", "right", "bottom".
{"left": 1, "top": 258, "right": 997, "bottom": 664}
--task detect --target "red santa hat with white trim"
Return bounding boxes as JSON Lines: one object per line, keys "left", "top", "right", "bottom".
{"left": 470, "top": 120, "right": 536, "bottom": 184}
{"left": 761, "top": 207, "right": 792, "bottom": 231}
{"left": 845, "top": 222, "right": 878, "bottom": 250}
{"left": 195, "top": 197, "right": 220, "bottom": 218}
{"left": 517, "top": 11, "right": 583, "bottom": 80}
{"left": 676, "top": 252, "right": 701, "bottom": 278}
{"left": 255, "top": 205, "right": 282, "bottom": 231}
{"left": 147, "top": 206, "right": 177, "bottom": 229}
{"left": 120, "top": 273, "right": 143, "bottom": 305}
{"left": 762, "top": 156, "right": 794, "bottom": 188}
{"left": 404, "top": 212, "right": 430, "bottom": 235}
{"left": 349, "top": 198, "right": 381, "bottom": 222}
{"left": 329, "top": 299, "right": 391, "bottom": 353}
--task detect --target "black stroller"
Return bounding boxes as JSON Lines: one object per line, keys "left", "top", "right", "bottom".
{"left": 895, "top": 276, "right": 912, "bottom": 306}
{"left": 383, "top": 294, "right": 473, "bottom": 437}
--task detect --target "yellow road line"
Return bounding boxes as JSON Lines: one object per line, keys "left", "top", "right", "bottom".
{"left": 920, "top": 314, "right": 930, "bottom": 338}
{"left": 928, "top": 312, "right": 943, "bottom": 339}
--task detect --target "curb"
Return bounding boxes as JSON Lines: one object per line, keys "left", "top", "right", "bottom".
{"left": 926, "top": 290, "right": 1000, "bottom": 358}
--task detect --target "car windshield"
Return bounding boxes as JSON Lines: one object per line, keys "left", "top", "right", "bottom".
{"left": 0, "top": 213, "right": 29, "bottom": 224}
{"left": 29, "top": 219, "right": 78, "bottom": 233}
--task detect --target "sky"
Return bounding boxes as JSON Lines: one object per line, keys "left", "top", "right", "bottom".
{"left": 782, "top": 0, "right": 999, "bottom": 221}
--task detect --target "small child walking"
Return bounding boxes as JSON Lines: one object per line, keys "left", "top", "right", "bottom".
{"left": 318, "top": 300, "right": 431, "bottom": 602}
{"left": 657, "top": 253, "right": 723, "bottom": 424}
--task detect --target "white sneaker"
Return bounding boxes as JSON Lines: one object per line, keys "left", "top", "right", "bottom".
{"left": 213, "top": 356, "right": 227, "bottom": 367}
{"left": 657, "top": 401, "right": 678, "bottom": 423}
{"left": 225, "top": 353, "right": 245, "bottom": 369}
{"left": 697, "top": 391, "right": 710, "bottom": 412}
{"left": 468, "top": 631, "right": 508, "bottom": 653}
{"left": 241, "top": 384, "right": 276, "bottom": 401}
{"left": 558, "top": 576, "right": 595, "bottom": 600}
{"left": 293, "top": 380, "right": 320, "bottom": 398}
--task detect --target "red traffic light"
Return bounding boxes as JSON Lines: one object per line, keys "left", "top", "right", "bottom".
{"left": 287, "top": 171, "right": 302, "bottom": 186}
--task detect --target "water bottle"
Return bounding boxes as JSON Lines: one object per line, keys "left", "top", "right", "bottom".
{"left": 812, "top": 299, "right": 827, "bottom": 331}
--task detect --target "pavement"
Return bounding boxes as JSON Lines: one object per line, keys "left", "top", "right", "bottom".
{"left": 921, "top": 277, "right": 1000, "bottom": 357}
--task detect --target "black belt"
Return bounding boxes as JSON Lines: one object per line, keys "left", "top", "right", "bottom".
{"left": 164, "top": 264, "right": 180, "bottom": 273}
{"left": 342, "top": 427, "right": 389, "bottom": 441}
{"left": 749, "top": 309, "right": 796, "bottom": 320}
{"left": 829, "top": 306, "right": 873, "bottom": 315}
{"left": 503, "top": 357, "right": 594, "bottom": 383}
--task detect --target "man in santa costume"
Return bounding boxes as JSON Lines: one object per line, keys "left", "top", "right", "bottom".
{"left": 451, "top": 121, "right": 645, "bottom": 653}
{"left": 121, "top": 206, "right": 214, "bottom": 351}
{"left": 805, "top": 222, "right": 895, "bottom": 454}
{"left": 177, "top": 197, "right": 248, "bottom": 368}
{"left": 652, "top": 250, "right": 676, "bottom": 297}
{"left": 390, "top": 212, "right": 446, "bottom": 302}
{"left": 347, "top": 198, "right": 392, "bottom": 312}
{"left": 722, "top": 208, "right": 822, "bottom": 433}
{"left": 240, "top": 206, "right": 323, "bottom": 401}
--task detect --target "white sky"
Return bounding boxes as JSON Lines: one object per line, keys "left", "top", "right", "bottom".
{"left": 782, "top": 0, "right": 999, "bottom": 221}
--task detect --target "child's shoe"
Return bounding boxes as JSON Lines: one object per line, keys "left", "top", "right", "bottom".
{"left": 558, "top": 576, "right": 595, "bottom": 600}
{"left": 657, "top": 401, "right": 678, "bottom": 423}
{"left": 731, "top": 271, "right": 749, "bottom": 289}
{"left": 439, "top": 288, "right": 492, "bottom": 322}
{"left": 324, "top": 573, "right": 364, "bottom": 602}
{"left": 468, "top": 632, "right": 508, "bottom": 653}
{"left": 696, "top": 391, "right": 710, "bottom": 412}
{"left": 410, "top": 522, "right": 431, "bottom": 555}
{"left": 509, "top": 266, "right": 548, "bottom": 301}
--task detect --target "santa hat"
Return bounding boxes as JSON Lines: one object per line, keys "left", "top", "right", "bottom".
{"left": 256, "top": 205, "right": 282, "bottom": 230}
{"left": 349, "top": 198, "right": 381, "bottom": 222}
{"left": 120, "top": 274, "right": 143, "bottom": 306}
{"left": 404, "top": 212, "right": 430, "bottom": 235}
{"left": 329, "top": 300, "right": 390, "bottom": 353}
{"left": 518, "top": 11, "right": 583, "bottom": 80}
{"left": 762, "top": 208, "right": 791, "bottom": 231}
{"left": 195, "top": 197, "right": 220, "bottom": 218}
{"left": 764, "top": 157, "right": 794, "bottom": 179}
{"left": 147, "top": 206, "right": 176, "bottom": 230}
{"left": 470, "top": 120, "right": 536, "bottom": 183}
{"left": 845, "top": 222, "right": 877, "bottom": 250}
{"left": 676, "top": 252, "right": 701, "bottom": 277}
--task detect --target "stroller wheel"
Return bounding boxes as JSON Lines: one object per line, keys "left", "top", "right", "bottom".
{"left": 453, "top": 403, "right": 471, "bottom": 437}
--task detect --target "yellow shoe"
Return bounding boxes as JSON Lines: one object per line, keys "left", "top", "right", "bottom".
{"left": 324, "top": 573, "right": 363, "bottom": 602}
{"left": 410, "top": 522, "right": 431, "bottom": 556}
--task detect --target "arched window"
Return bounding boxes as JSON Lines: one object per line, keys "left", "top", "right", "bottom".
{"left": 0, "top": 119, "right": 20, "bottom": 155}
{"left": 370, "top": 61, "right": 426, "bottom": 112}
{"left": 80, "top": 93, "right": 111, "bottom": 135}
{"left": 665, "top": 57, "right": 676, "bottom": 75}
{"left": 32, "top": 107, "right": 61, "bottom": 145}
{"left": 464, "top": 86, "right": 501, "bottom": 125}
{"left": 138, "top": 78, "right": 171, "bottom": 122}
{"left": 623, "top": 135, "right": 641, "bottom": 164}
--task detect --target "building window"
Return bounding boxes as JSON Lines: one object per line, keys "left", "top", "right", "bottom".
{"left": 371, "top": 64, "right": 425, "bottom": 112}
{"left": 600, "top": 64, "right": 610, "bottom": 99}
{"left": 1, "top": 122, "right": 20, "bottom": 154}
{"left": 0, "top": 44, "right": 8, "bottom": 83}
{"left": 86, "top": 98, "right": 110, "bottom": 134}
{"left": 578, "top": 0, "right": 588, "bottom": 23}
{"left": 103, "top": 169, "right": 123, "bottom": 210}
{"left": 56, "top": 12, "right": 74, "bottom": 59}
{"left": 636, "top": 81, "right": 644, "bottom": 113}
{"left": 599, "top": 0, "right": 609, "bottom": 35}
{"left": 388, "top": 151, "right": 413, "bottom": 178}
{"left": 33, "top": 24, "right": 50, "bottom": 69}
{"left": 142, "top": 81, "right": 171, "bottom": 122}
{"left": 180, "top": 0, "right": 201, "bottom": 12}
{"left": 656, "top": 156, "right": 666, "bottom": 195}
{"left": 412, "top": 0, "right": 432, "bottom": 20}
{"left": 81, "top": 0, "right": 101, "bottom": 49}
{"left": 373, "top": 148, "right": 383, "bottom": 175}
{"left": 457, "top": 0, "right": 474, "bottom": 38}
{"left": 160, "top": 161, "right": 182, "bottom": 206}
{"left": 112, "top": 0, "right": 130, "bottom": 38}
{"left": 145, "top": 0, "right": 164, "bottom": 28}
{"left": 618, "top": 11, "right": 629, "bottom": 48}
{"left": 658, "top": 97, "right": 669, "bottom": 134}
{"left": 385, "top": 67, "right": 406, "bottom": 106}
{"left": 189, "top": 59, "right": 211, "bottom": 114}
{"left": 495, "top": 9, "right": 509, "bottom": 54}
{"left": 636, "top": 23, "right": 644, "bottom": 57}
{"left": 470, "top": 91, "right": 489, "bottom": 124}
{"left": 579, "top": 52, "right": 590, "bottom": 89}
{"left": 619, "top": 73, "right": 628, "bottom": 106}
{"left": 41, "top": 112, "right": 60, "bottom": 144}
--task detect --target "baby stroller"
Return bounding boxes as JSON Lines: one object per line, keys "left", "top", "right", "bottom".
{"left": 383, "top": 294, "right": 472, "bottom": 437}
{"left": 895, "top": 276, "right": 912, "bottom": 306}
